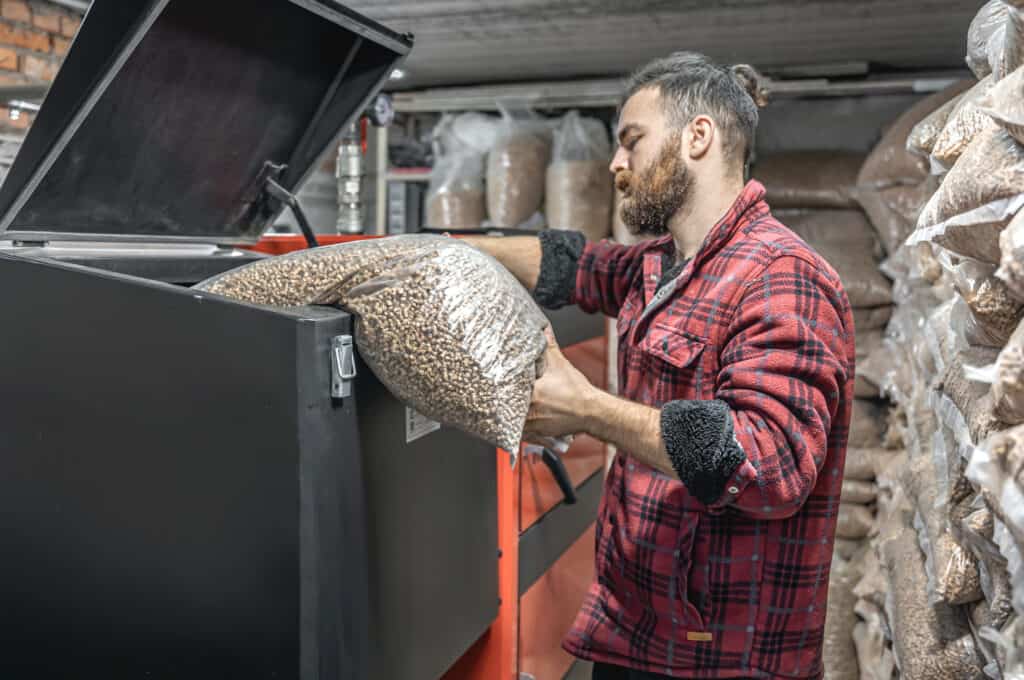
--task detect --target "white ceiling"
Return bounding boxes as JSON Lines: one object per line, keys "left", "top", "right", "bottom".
{"left": 348, "top": 0, "right": 984, "bottom": 90}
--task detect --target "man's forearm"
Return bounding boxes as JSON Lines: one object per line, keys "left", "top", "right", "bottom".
{"left": 581, "top": 389, "right": 678, "bottom": 478}
{"left": 461, "top": 236, "right": 542, "bottom": 292}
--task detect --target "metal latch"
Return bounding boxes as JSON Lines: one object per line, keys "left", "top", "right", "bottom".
{"left": 330, "top": 335, "right": 357, "bottom": 399}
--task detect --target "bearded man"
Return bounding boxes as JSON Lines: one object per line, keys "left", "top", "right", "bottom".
{"left": 465, "top": 52, "right": 855, "bottom": 680}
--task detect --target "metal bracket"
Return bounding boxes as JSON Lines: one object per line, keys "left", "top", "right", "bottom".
{"left": 330, "top": 335, "right": 357, "bottom": 399}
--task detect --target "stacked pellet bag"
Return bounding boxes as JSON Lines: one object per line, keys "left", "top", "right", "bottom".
{"left": 845, "top": 3, "right": 1024, "bottom": 677}
{"left": 749, "top": 151, "right": 897, "bottom": 679}
{"left": 545, "top": 111, "right": 614, "bottom": 242}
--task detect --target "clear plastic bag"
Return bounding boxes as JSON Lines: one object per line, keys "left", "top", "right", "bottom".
{"left": 997, "top": 209, "right": 1024, "bottom": 300}
{"left": 861, "top": 81, "right": 972, "bottom": 188}
{"left": 906, "top": 448, "right": 984, "bottom": 606}
{"left": 545, "top": 112, "right": 613, "bottom": 240}
{"left": 195, "top": 235, "right": 551, "bottom": 453}
{"left": 853, "top": 305, "right": 894, "bottom": 331}
{"left": 993, "top": 318, "right": 1024, "bottom": 423}
{"left": 781, "top": 209, "right": 882, "bottom": 255}
{"left": 910, "top": 127, "right": 1024, "bottom": 264}
{"left": 880, "top": 506, "right": 986, "bottom": 680}
{"left": 981, "top": 64, "right": 1024, "bottom": 146}
{"left": 857, "top": 178, "right": 941, "bottom": 255}
{"left": 426, "top": 153, "right": 487, "bottom": 229}
{"left": 487, "top": 105, "right": 552, "bottom": 228}
{"left": 842, "top": 479, "right": 880, "bottom": 504}
{"left": 853, "top": 617, "right": 897, "bottom": 680}
{"left": 837, "top": 502, "right": 875, "bottom": 540}
{"left": 908, "top": 92, "right": 970, "bottom": 159}
{"left": 425, "top": 113, "right": 501, "bottom": 230}
{"left": 931, "top": 76, "right": 999, "bottom": 173}
{"left": 946, "top": 256, "right": 1024, "bottom": 347}
{"left": 988, "top": 5, "right": 1024, "bottom": 81}
{"left": 940, "top": 343, "right": 1006, "bottom": 445}
{"left": 969, "top": 1, "right": 1013, "bottom": 79}
{"left": 845, "top": 448, "right": 887, "bottom": 481}
{"left": 969, "top": 427, "right": 1024, "bottom": 549}
{"left": 850, "top": 399, "right": 887, "bottom": 448}
{"left": 824, "top": 557, "right": 862, "bottom": 680}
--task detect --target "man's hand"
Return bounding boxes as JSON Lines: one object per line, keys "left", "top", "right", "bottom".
{"left": 523, "top": 328, "right": 599, "bottom": 442}
{"left": 526, "top": 327, "right": 679, "bottom": 478}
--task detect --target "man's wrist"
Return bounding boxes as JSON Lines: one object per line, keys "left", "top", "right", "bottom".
{"left": 579, "top": 386, "right": 614, "bottom": 440}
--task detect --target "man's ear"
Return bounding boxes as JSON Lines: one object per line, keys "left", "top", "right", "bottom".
{"left": 686, "top": 115, "right": 715, "bottom": 160}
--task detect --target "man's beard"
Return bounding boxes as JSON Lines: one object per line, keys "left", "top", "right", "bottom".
{"left": 616, "top": 134, "right": 694, "bottom": 236}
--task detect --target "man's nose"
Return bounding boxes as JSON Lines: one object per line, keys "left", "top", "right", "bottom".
{"left": 610, "top": 146, "right": 628, "bottom": 175}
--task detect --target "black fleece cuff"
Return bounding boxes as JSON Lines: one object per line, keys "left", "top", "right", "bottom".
{"left": 661, "top": 399, "right": 747, "bottom": 506}
{"left": 534, "top": 230, "right": 585, "bottom": 310}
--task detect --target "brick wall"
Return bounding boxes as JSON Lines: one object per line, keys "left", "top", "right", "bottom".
{"left": 0, "top": 0, "right": 81, "bottom": 133}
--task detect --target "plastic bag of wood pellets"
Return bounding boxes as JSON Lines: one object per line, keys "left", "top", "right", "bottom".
{"left": 843, "top": 479, "right": 879, "bottom": 504}
{"left": 908, "top": 92, "right": 970, "bottom": 159}
{"left": 195, "top": 236, "right": 551, "bottom": 453}
{"left": 853, "top": 545, "right": 889, "bottom": 609}
{"left": 931, "top": 76, "right": 999, "bottom": 173}
{"left": 855, "top": 371, "right": 879, "bottom": 399}
{"left": 997, "top": 209, "right": 1024, "bottom": 299}
{"left": 545, "top": 111, "right": 612, "bottom": 241}
{"left": 904, "top": 449, "right": 984, "bottom": 605}
{"left": 968, "top": 427, "right": 1024, "bottom": 544}
{"left": 959, "top": 501, "right": 1017, "bottom": 629}
{"left": 968, "top": 1, "right": 1013, "bottom": 79}
{"left": 992, "top": 517, "right": 1024, "bottom": 617}
{"left": 807, "top": 238, "right": 891, "bottom": 307}
{"left": 824, "top": 557, "right": 862, "bottom": 680}
{"left": 853, "top": 305, "right": 893, "bottom": 331}
{"left": 857, "top": 178, "right": 941, "bottom": 256}
{"left": 860, "top": 81, "right": 973, "bottom": 188}
{"left": 780, "top": 209, "right": 883, "bottom": 256}
{"left": 945, "top": 255, "right": 1024, "bottom": 347}
{"left": 910, "top": 127, "right": 1024, "bottom": 264}
{"left": 880, "top": 508, "right": 985, "bottom": 680}
{"left": 992, "top": 317, "right": 1024, "bottom": 423}
{"left": 987, "top": 5, "right": 1024, "bottom": 81}
{"left": 858, "top": 340, "right": 900, "bottom": 401}
{"left": 834, "top": 538, "right": 863, "bottom": 561}
{"left": 981, "top": 65, "right": 1024, "bottom": 150}
{"left": 754, "top": 151, "right": 864, "bottom": 209}
{"left": 850, "top": 399, "right": 887, "bottom": 448}
{"left": 940, "top": 343, "right": 1006, "bottom": 445}
{"left": 425, "top": 113, "right": 500, "bottom": 230}
{"left": 426, "top": 153, "right": 487, "bottom": 229}
{"left": 853, "top": 618, "right": 897, "bottom": 680}
{"left": 845, "top": 448, "right": 885, "bottom": 481}
{"left": 487, "top": 107, "right": 552, "bottom": 228}
{"left": 837, "top": 502, "right": 875, "bottom": 540}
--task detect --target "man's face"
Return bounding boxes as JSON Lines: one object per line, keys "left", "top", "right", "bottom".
{"left": 611, "top": 88, "right": 694, "bottom": 236}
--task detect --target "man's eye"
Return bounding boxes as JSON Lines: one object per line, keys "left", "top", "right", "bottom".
{"left": 624, "top": 136, "right": 640, "bottom": 150}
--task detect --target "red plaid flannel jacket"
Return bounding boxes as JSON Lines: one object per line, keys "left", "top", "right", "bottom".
{"left": 559, "top": 181, "right": 855, "bottom": 678}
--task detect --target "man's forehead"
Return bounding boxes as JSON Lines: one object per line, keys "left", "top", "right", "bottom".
{"left": 616, "top": 87, "right": 663, "bottom": 135}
